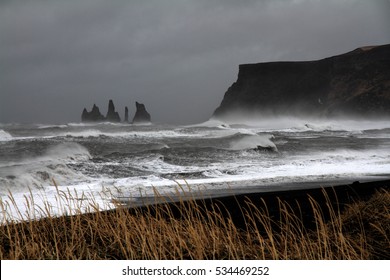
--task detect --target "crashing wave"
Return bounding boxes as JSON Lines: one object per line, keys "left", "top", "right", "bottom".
{"left": 229, "top": 134, "right": 277, "bottom": 152}
{"left": 0, "top": 143, "right": 92, "bottom": 195}
{"left": 0, "top": 129, "right": 13, "bottom": 141}
{"left": 45, "top": 142, "right": 91, "bottom": 161}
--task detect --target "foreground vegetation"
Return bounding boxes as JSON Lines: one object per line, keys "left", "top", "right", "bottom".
{"left": 0, "top": 188, "right": 389, "bottom": 259}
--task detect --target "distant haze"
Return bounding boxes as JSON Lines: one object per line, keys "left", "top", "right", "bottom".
{"left": 1, "top": 0, "right": 389, "bottom": 124}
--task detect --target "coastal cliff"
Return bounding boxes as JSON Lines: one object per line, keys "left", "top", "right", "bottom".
{"left": 213, "top": 44, "right": 390, "bottom": 118}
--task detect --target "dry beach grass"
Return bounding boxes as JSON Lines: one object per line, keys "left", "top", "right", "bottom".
{"left": 0, "top": 183, "right": 389, "bottom": 260}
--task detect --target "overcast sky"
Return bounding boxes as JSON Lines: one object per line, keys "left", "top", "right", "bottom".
{"left": 1, "top": 0, "right": 389, "bottom": 124}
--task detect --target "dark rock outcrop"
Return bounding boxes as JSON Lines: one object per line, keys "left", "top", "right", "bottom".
{"left": 105, "top": 99, "right": 121, "bottom": 122}
{"left": 132, "top": 102, "right": 151, "bottom": 124}
{"left": 81, "top": 104, "right": 105, "bottom": 122}
{"left": 124, "top": 106, "right": 129, "bottom": 123}
{"left": 213, "top": 44, "right": 390, "bottom": 119}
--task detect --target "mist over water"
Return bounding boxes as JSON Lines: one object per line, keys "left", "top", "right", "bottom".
{"left": 1, "top": 116, "right": 389, "bottom": 221}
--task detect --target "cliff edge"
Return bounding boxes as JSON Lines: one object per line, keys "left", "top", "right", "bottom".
{"left": 213, "top": 44, "right": 390, "bottom": 119}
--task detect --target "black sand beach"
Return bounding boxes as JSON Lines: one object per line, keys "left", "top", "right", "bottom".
{"left": 122, "top": 179, "right": 390, "bottom": 230}
{"left": 2, "top": 178, "right": 389, "bottom": 259}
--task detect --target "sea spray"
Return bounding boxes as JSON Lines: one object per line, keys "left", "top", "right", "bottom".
{"left": 0, "top": 143, "right": 92, "bottom": 194}
{"left": 229, "top": 134, "right": 277, "bottom": 151}
{"left": 0, "top": 130, "right": 13, "bottom": 142}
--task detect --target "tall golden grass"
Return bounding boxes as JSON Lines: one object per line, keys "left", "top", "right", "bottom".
{"left": 0, "top": 186, "right": 389, "bottom": 260}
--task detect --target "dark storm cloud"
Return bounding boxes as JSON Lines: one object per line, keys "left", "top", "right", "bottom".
{"left": 1, "top": 0, "right": 389, "bottom": 124}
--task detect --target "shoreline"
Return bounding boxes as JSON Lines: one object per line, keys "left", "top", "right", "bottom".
{"left": 119, "top": 178, "right": 390, "bottom": 230}
{"left": 117, "top": 176, "right": 390, "bottom": 206}
{"left": 1, "top": 178, "right": 389, "bottom": 259}
{"left": 118, "top": 178, "right": 390, "bottom": 206}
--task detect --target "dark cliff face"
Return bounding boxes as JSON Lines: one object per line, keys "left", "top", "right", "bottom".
{"left": 132, "top": 102, "right": 151, "bottom": 124}
{"left": 213, "top": 44, "right": 390, "bottom": 119}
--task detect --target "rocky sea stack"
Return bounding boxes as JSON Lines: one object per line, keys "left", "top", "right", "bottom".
{"left": 124, "top": 106, "right": 129, "bottom": 123}
{"left": 81, "top": 100, "right": 152, "bottom": 123}
{"left": 105, "top": 99, "right": 121, "bottom": 122}
{"left": 213, "top": 44, "right": 390, "bottom": 119}
{"left": 82, "top": 100, "right": 121, "bottom": 122}
{"left": 132, "top": 102, "right": 151, "bottom": 124}
{"left": 81, "top": 104, "right": 105, "bottom": 122}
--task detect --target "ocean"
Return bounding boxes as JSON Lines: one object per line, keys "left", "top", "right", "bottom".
{"left": 1, "top": 117, "right": 390, "bottom": 221}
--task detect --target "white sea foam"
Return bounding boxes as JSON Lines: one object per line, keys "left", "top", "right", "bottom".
{"left": 37, "top": 124, "right": 68, "bottom": 129}
{"left": 179, "top": 125, "right": 262, "bottom": 140}
{"left": 67, "top": 122, "right": 96, "bottom": 127}
{"left": 67, "top": 122, "right": 132, "bottom": 127}
{"left": 229, "top": 134, "right": 277, "bottom": 151}
{"left": 1, "top": 146, "right": 389, "bottom": 222}
{"left": 126, "top": 130, "right": 196, "bottom": 138}
{"left": 4, "top": 127, "right": 211, "bottom": 142}
{"left": 0, "top": 181, "right": 116, "bottom": 222}
{"left": 187, "top": 119, "right": 231, "bottom": 128}
{"left": 130, "top": 154, "right": 204, "bottom": 175}
{"left": 211, "top": 116, "right": 390, "bottom": 133}
{"left": 45, "top": 142, "right": 91, "bottom": 161}
{"left": 1, "top": 119, "right": 390, "bottom": 223}
{"left": 57, "top": 129, "right": 201, "bottom": 139}
{"left": 67, "top": 122, "right": 110, "bottom": 127}
{"left": 0, "top": 129, "right": 13, "bottom": 141}
{"left": 61, "top": 129, "right": 107, "bottom": 138}
{"left": 109, "top": 147, "right": 390, "bottom": 196}
{"left": 0, "top": 164, "right": 90, "bottom": 195}
{"left": 0, "top": 143, "right": 91, "bottom": 194}
{"left": 168, "top": 148, "right": 390, "bottom": 190}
